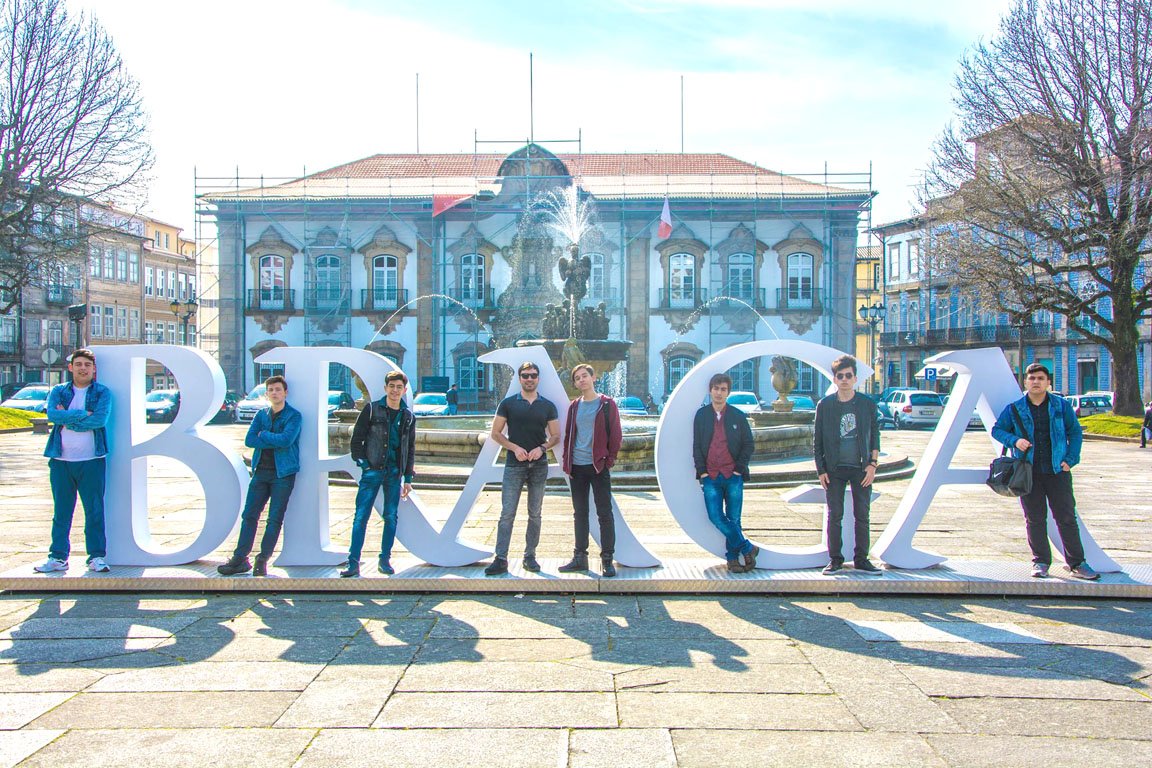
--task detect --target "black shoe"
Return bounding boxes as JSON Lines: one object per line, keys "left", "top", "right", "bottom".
{"left": 727, "top": 559, "right": 746, "bottom": 574}
{"left": 216, "top": 556, "right": 251, "bottom": 576}
{"left": 252, "top": 555, "right": 269, "bottom": 577}
{"left": 484, "top": 557, "right": 508, "bottom": 576}
{"left": 601, "top": 558, "right": 617, "bottom": 578}
{"left": 854, "top": 559, "right": 883, "bottom": 574}
{"left": 522, "top": 556, "right": 541, "bottom": 572}
{"left": 378, "top": 560, "right": 395, "bottom": 575}
{"left": 822, "top": 561, "right": 843, "bottom": 575}
{"left": 339, "top": 561, "right": 360, "bottom": 578}
{"left": 743, "top": 546, "right": 759, "bottom": 571}
{"left": 558, "top": 555, "right": 589, "bottom": 573}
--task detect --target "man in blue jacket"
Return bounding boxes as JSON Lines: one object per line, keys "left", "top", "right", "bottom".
{"left": 36, "top": 349, "right": 112, "bottom": 574}
{"left": 218, "top": 376, "right": 301, "bottom": 576}
{"left": 992, "top": 363, "right": 1098, "bottom": 580}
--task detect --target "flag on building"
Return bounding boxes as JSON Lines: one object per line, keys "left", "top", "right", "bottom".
{"left": 657, "top": 197, "right": 673, "bottom": 239}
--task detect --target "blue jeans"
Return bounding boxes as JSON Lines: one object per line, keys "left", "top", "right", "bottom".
{"left": 349, "top": 466, "right": 401, "bottom": 565}
{"left": 496, "top": 460, "right": 548, "bottom": 559}
{"left": 233, "top": 468, "right": 296, "bottom": 560}
{"left": 701, "top": 473, "right": 751, "bottom": 561}
{"left": 48, "top": 458, "right": 107, "bottom": 562}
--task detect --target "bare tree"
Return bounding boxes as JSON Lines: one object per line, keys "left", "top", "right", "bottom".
{"left": 0, "top": 0, "right": 153, "bottom": 312}
{"left": 923, "top": 0, "right": 1152, "bottom": 415}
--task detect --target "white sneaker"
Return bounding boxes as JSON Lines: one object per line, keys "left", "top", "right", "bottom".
{"left": 87, "top": 557, "right": 110, "bottom": 573}
{"left": 33, "top": 558, "right": 68, "bottom": 573}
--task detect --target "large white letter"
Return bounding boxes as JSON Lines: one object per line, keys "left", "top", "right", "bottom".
{"left": 98, "top": 345, "right": 247, "bottom": 565}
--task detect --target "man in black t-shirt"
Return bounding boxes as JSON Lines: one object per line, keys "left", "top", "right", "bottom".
{"left": 484, "top": 362, "right": 560, "bottom": 575}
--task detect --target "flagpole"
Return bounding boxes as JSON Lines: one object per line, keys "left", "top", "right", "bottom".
{"left": 680, "top": 75, "right": 684, "bottom": 154}
{"left": 529, "top": 52, "right": 535, "bottom": 146}
{"left": 415, "top": 72, "right": 420, "bottom": 153}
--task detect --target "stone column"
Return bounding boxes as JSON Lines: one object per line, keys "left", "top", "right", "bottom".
{"left": 626, "top": 219, "right": 651, "bottom": 399}
{"left": 415, "top": 219, "right": 435, "bottom": 380}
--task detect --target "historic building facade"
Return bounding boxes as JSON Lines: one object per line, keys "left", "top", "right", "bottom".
{"left": 202, "top": 145, "right": 871, "bottom": 409}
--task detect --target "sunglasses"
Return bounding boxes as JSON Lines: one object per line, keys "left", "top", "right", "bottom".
{"left": 520, "top": 372, "right": 539, "bottom": 379}
{"left": 834, "top": 372, "right": 855, "bottom": 380}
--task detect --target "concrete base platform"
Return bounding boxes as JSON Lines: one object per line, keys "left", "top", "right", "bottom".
{"left": 3, "top": 559, "right": 1150, "bottom": 597}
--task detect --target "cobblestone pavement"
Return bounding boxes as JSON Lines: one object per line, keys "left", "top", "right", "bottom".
{"left": 0, "top": 427, "right": 1149, "bottom": 766}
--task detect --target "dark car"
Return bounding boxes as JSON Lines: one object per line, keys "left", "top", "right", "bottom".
{"left": 614, "top": 396, "right": 649, "bottom": 416}
{"left": 144, "top": 389, "right": 180, "bottom": 423}
{"left": 208, "top": 391, "right": 242, "bottom": 424}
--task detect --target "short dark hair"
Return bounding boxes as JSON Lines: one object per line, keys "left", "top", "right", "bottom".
{"left": 831, "top": 354, "right": 857, "bottom": 375}
{"left": 518, "top": 361, "right": 540, "bottom": 375}
{"left": 709, "top": 373, "right": 732, "bottom": 390}
{"left": 69, "top": 348, "right": 96, "bottom": 365}
{"left": 264, "top": 375, "right": 287, "bottom": 390}
{"left": 385, "top": 370, "right": 408, "bottom": 385}
{"left": 1025, "top": 363, "right": 1051, "bottom": 380}
{"left": 570, "top": 363, "right": 595, "bottom": 383}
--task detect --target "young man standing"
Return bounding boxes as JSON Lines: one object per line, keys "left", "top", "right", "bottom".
{"left": 36, "top": 349, "right": 112, "bottom": 574}
{"left": 559, "top": 363, "right": 622, "bottom": 577}
{"left": 218, "top": 375, "right": 301, "bottom": 576}
{"left": 692, "top": 373, "right": 758, "bottom": 573}
{"left": 343, "top": 370, "right": 416, "bottom": 577}
{"left": 485, "top": 361, "right": 560, "bottom": 576}
{"left": 445, "top": 384, "right": 459, "bottom": 415}
{"left": 992, "top": 363, "right": 1098, "bottom": 580}
{"left": 813, "top": 355, "right": 882, "bottom": 576}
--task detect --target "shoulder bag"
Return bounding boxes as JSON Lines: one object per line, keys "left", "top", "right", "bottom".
{"left": 986, "top": 405, "right": 1033, "bottom": 497}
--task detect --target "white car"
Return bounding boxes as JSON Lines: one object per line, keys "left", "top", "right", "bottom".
{"left": 412, "top": 392, "right": 450, "bottom": 416}
{"left": 726, "top": 391, "right": 762, "bottom": 414}
{"left": 236, "top": 384, "right": 268, "bottom": 423}
{"left": 884, "top": 390, "right": 945, "bottom": 429}
{"left": 0, "top": 385, "right": 51, "bottom": 413}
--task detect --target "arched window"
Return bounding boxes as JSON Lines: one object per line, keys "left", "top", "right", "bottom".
{"left": 727, "top": 360, "right": 756, "bottom": 393}
{"left": 727, "top": 253, "right": 754, "bottom": 302}
{"left": 258, "top": 255, "right": 285, "bottom": 308}
{"left": 786, "top": 253, "right": 813, "bottom": 307}
{"left": 313, "top": 254, "right": 342, "bottom": 309}
{"left": 667, "top": 355, "right": 695, "bottom": 392}
{"left": 668, "top": 253, "right": 695, "bottom": 308}
{"left": 457, "top": 355, "right": 486, "bottom": 391}
{"left": 372, "top": 255, "right": 399, "bottom": 309}
{"left": 460, "top": 253, "right": 485, "bottom": 306}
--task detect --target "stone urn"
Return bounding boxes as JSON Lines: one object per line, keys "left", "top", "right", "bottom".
{"left": 770, "top": 356, "right": 798, "bottom": 413}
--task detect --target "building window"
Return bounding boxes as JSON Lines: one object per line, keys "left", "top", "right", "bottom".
{"left": 728, "top": 360, "right": 756, "bottom": 392}
{"left": 456, "top": 355, "right": 486, "bottom": 391}
{"left": 726, "top": 253, "right": 755, "bottom": 301}
{"left": 586, "top": 252, "right": 608, "bottom": 301}
{"left": 154, "top": 231, "right": 161, "bottom": 247}
{"left": 888, "top": 243, "right": 901, "bottom": 280}
{"left": 178, "top": 273, "right": 187, "bottom": 301}
{"left": 908, "top": 239, "right": 920, "bottom": 277}
{"left": 129, "top": 251, "right": 139, "bottom": 283}
{"left": 460, "top": 253, "right": 485, "bottom": 305}
{"left": 103, "top": 307, "right": 114, "bottom": 338}
{"left": 145, "top": 267, "right": 153, "bottom": 296}
{"left": 164, "top": 233, "right": 170, "bottom": 250}
{"left": 90, "top": 305, "right": 101, "bottom": 338}
{"left": 156, "top": 269, "right": 166, "bottom": 299}
{"left": 256, "top": 362, "right": 285, "bottom": 382}
{"left": 786, "top": 253, "right": 814, "bottom": 307}
{"left": 188, "top": 276, "right": 196, "bottom": 300}
{"left": 145, "top": 321, "right": 153, "bottom": 343}
{"left": 259, "top": 255, "right": 285, "bottom": 307}
{"left": 372, "top": 255, "right": 399, "bottom": 309}
{"left": 168, "top": 322, "right": 177, "bottom": 344}
{"left": 116, "top": 249, "right": 128, "bottom": 281}
{"left": 117, "top": 307, "right": 127, "bottom": 339}
{"left": 129, "top": 309, "right": 140, "bottom": 340}
{"left": 313, "top": 254, "right": 342, "bottom": 308}
{"left": 796, "top": 362, "right": 824, "bottom": 394}
{"left": 89, "top": 246, "right": 101, "bottom": 277}
{"left": 102, "top": 248, "right": 114, "bottom": 279}
{"left": 47, "top": 320, "right": 63, "bottom": 349}
{"left": 187, "top": 325, "right": 196, "bottom": 346}
{"left": 167, "top": 271, "right": 176, "bottom": 299}
{"left": 668, "top": 253, "right": 695, "bottom": 308}
{"left": 667, "top": 355, "right": 695, "bottom": 392}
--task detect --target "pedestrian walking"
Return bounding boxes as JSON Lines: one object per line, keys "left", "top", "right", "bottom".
{"left": 446, "top": 384, "right": 459, "bottom": 415}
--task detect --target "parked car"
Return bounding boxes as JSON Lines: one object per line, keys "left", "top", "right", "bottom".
{"left": 0, "top": 382, "right": 34, "bottom": 402}
{"left": 327, "top": 391, "right": 356, "bottom": 419}
{"left": 614, "top": 396, "right": 648, "bottom": 416}
{"left": 1083, "top": 390, "right": 1114, "bottom": 408}
{"left": 236, "top": 384, "right": 268, "bottom": 423}
{"left": 883, "top": 390, "right": 944, "bottom": 429}
{"left": 787, "top": 395, "right": 816, "bottom": 411}
{"left": 942, "top": 394, "right": 983, "bottom": 430}
{"left": 1067, "top": 394, "right": 1111, "bottom": 417}
{"left": 144, "top": 389, "right": 180, "bottom": 423}
{"left": 412, "top": 391, "right": 450, "bottom": 416}
{"left": 726, "top": 391, "right": 762, "bottom": 414}
{"left": 0, "top": 385, "right": 51, "bottom": 413}
{"left": 208, "top": 391, "right": 242, "bottom": 424}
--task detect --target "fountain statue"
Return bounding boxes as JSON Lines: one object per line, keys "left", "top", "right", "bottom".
{"left": 769, "top": 356, "right": 798, "bottom": 412}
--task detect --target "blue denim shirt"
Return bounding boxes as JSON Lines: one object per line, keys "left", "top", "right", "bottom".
{"left": 43, "top": 381, "right": 112, "bottom": 459}
{"left": 246, "top": 402, "right": 302, "bottom": 478}
{"left": 992, "top": 394, "right": 1082, "bottom": 473}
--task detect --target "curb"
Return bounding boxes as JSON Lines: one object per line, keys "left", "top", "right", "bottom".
{"left": 0, "top": 427, "right": 33, "bottom": 435}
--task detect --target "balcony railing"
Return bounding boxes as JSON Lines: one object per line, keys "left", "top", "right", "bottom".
{"left": 711, "top": 288, "right": 768, "bottom": 311}
{"left": 361, "top": 288, "right": 410, "bottom": 312}
{"left": 452, "top": 288, "right": 496, "bottom": 310}
{"left": 45, "top": 286, "right": 74, "bottom": 305}
{"left": 0, "top": 339, "right": 17, "bottom": 355}
{"left": 246, "top": 288, "right": 296, "bottom": 312}
{"left": 658, "top": 288, "right": 708, "bottom": 310}
{"left": 304, "top": 287, "right": 349, "bottom": 313}
{"left": 775, "top": 288, "right": 823, "bottom": 312}
{"left": 580, "top": 287, "right": 623, "bottom": 309}
{"left": 882, "top": 323, "right": 1049, "bottom": 348}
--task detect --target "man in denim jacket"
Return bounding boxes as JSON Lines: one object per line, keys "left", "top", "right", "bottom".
{"left": 36, "top": 349, "right": 112, "bottom": 574}
{"left": 218, "top": 375, "right": 301, "bottom": 576}
{"left": 992, "top": 363, "right": 1098, "bottom": 580}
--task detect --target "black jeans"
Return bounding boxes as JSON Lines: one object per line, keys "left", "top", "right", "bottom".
{"left": 569, "top": 464, "right": 615, "bottom": 559}
{"left": 1020, "top": 470, "right": 1085, "bottom": 568}
{"left": 826, "top": 467, "right": 871, "bottom": 565}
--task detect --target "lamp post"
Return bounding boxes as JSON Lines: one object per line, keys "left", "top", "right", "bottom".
{"left": 170, "top": 296, "right": 197, "bottom": 346}
{"left": 858, "top": 302, "right": 886, "bottom": 392}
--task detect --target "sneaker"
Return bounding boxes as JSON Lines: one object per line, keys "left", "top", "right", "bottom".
{"left": 522, "top": 556, "right": 541, "bottom": 573}
{"left": 601, "top": 558, "right": 617, "bottom": 578}
{"left": 484, "top": 557, "right": 508, "bottom": 576}
{"left": 216, "top": 556, "right": 252, "bottom": 576}
{"left": 1069, "top": 563, "right": 1100, "bottom": 581}
{"left": 822, "top": 561, "right": 843, "bottom": 575}
{"left": 33, "top": 558, "right": 68, "bottom": 574}
{"left": 252, "top": 555, "right": 269, "bottom": 577}
{"left": 726, "top": 559, "right": 746, "bottom": 574}
{"left": 854, "top": 560, "right": 883, "bottom": 575}
{"left": 378, "top": 560, "right": 395, "bottom": 575}
{"left": 558, "top": 555, "right": 589, "bottom": 573}
{"left": 743, "top": 546, "right": 759, "bottom": 571}
{"left": 339, "top": 561, "right": 360, "bottom": 578}
{"left": 1031, "top": 563, "right": 1050, "bottom": 579}
{"left": 87, "top": 557, "right": 110, "bottom": 573}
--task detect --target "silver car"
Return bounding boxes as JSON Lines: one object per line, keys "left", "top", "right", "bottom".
{"left": 886, "top": 390, "right": 944, "bottom": 429}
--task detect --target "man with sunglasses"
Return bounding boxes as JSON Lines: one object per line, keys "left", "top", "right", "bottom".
{"left": 814, "top": 354, "right": 882, "bottom": 575}
{"left": 485, "top": 361, "right": 560, "bottom": 575}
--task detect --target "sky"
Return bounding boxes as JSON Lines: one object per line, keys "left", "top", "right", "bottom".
{"left": 74, "top": 0, "right": 1017, "bottom": 233}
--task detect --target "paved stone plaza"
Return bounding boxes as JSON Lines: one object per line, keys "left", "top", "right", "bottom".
{"left": 0, "top": 427, "right": 1149, "bottom": 765}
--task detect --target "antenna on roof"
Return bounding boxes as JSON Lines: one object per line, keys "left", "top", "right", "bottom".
{"left": 680, "top": 75, "right": 685, "bottom": 154}
{"left": 529, "top": 52, "right": 535, "bottom": 145}
{"left": 415, "top": 73, "right": 420, "bottom": 154}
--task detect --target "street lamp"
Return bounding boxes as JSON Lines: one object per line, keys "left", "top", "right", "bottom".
{"left": 170, "top": 296, "right": 197, "bottom": 346}
{"left": 858, "top": 302, "right": 886, "bottom": 392}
